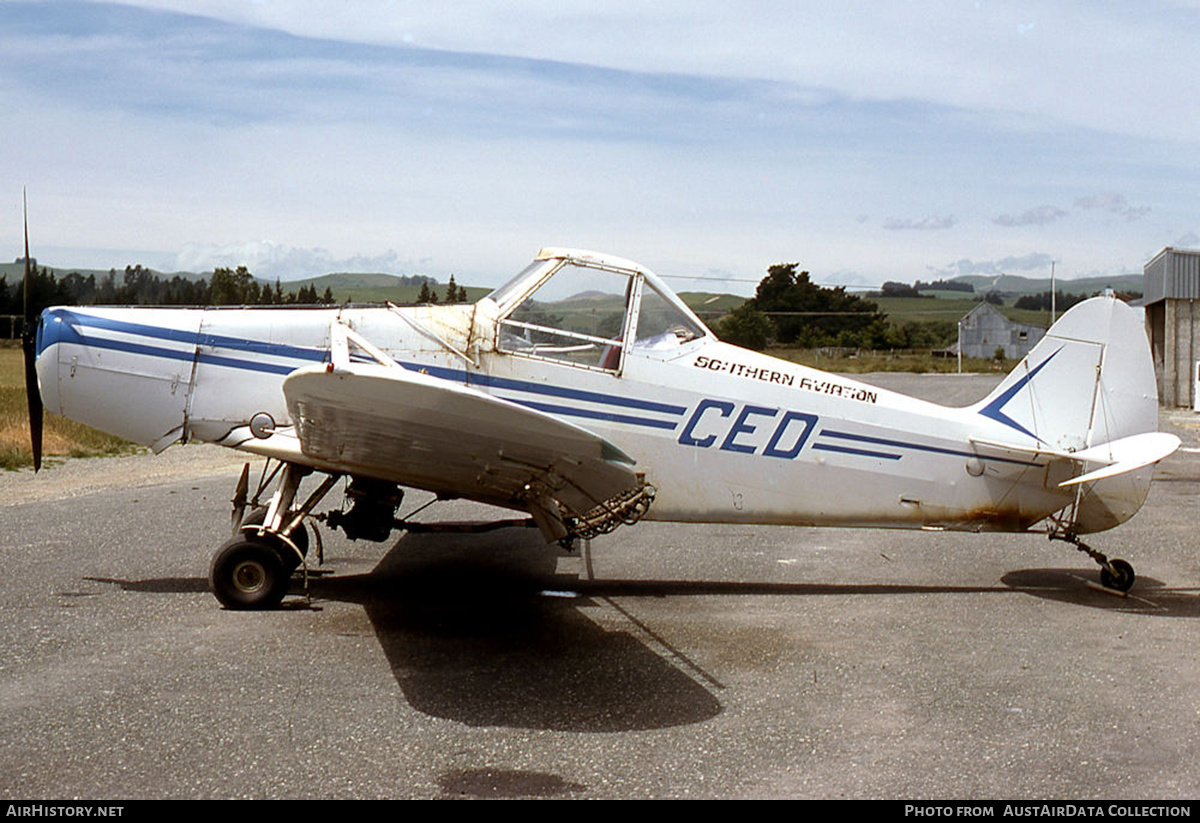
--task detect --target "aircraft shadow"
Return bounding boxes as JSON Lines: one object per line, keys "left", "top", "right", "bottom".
{"left": 1001, "top": 568, "right": 1200, "bottom": 616}
{"left": 84, "top": 576, "right": 209, "bottom": 594}
{"left": 84, "top": 537, "right": 1199, "bottom": 734}
{"left": 311, "top": 528, "right": 723, "bottom": 732}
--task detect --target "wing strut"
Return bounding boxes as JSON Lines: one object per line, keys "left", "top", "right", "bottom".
{"left": 329, "top": 320, "right": 400, "bottom": 370}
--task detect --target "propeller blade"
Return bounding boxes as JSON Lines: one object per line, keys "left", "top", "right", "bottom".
{"left": 21, "top": 189, "right": 43, "bottom": 471}
{"left": 22, "top": 329, "right": 43, "bottom": 472}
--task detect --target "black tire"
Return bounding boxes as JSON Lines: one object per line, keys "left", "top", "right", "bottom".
{"left": 1100, "top": 558, "right": 1135, "bottom": 592}
{"left": 240, "top": 506, "right": 309, "bottom": 568}
{"left": 209, "top": 537, "right": 290, "bottom": 610}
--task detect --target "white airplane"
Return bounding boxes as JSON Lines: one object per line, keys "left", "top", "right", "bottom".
{"left": 22, "top": 240, "right": 1180, "bottom": 609}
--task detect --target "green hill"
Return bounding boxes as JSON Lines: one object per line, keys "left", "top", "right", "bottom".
{"left": 677, "top": 291, "right": 745, "bottom": 323}
{"left": 952, "top": 272, "right": 1143, "bottom": 296}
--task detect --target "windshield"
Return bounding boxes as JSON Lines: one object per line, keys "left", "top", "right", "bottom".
{"left": 485, "top": 260, "right": 555, "bottom": 309}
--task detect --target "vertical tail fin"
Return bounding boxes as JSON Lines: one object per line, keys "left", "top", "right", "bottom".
{"left": 972, "top": 294, "right": 1161, "bottom": 532}
{"left": 973, "top": 294, "right": 1157, "bottom": 452}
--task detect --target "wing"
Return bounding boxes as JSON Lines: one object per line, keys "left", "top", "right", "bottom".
{"left": 282, "top": 361, "right": 646, "bottom": 540}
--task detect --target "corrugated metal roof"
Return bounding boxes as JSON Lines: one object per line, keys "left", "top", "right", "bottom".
{"left": 1144, "top": 247, "right": 1200, "bottom": 303}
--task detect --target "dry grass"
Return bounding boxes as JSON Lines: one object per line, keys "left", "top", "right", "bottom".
{"left": 0, "top": 348, "right": 137, "bottom": 470}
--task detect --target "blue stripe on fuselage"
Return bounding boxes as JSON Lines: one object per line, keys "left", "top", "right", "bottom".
{"left": 818, "top": 429, "right": 1043, "bottom": 467}
{"left": 40, "top": 311, "right": 303, "bottom": 375}
{"left": 39, "top": 309, "right": 685, "bottom": 427}
{"left": 40, "top": 308, "right": 329, "bottom": 363}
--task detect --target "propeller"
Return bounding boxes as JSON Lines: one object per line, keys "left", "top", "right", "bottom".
{"left": 21, "top": 189, "right": 43, "bottom": 471}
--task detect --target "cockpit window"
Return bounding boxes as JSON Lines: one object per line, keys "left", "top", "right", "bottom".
{"left": 633, "top": 282, "right": 706, "bottom": 350}
{"left": 486, "top": 261, "right": 551, "bottom": 309}
{"left": 498, "top": 263, "right": 633, "bottom": 371}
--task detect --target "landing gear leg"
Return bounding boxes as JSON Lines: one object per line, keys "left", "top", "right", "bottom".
{"left": 211, "top": 460, "right": 340, "bottom": 609}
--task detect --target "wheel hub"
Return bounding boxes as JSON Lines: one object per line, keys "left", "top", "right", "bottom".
{"left": 232, "top": 559, "right": 267, "bottom": 594}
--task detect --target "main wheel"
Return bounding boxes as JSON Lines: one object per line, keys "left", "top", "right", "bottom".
{"left": 209, "top": 537, "right": 290, "bottom": 610}
{"left": 1100, "top": 558, "right": 1135, "bottom": 592}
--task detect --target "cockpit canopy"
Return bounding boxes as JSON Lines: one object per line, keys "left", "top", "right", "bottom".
{"left": 486, "top": 249, "right": 709, "bottom": 373}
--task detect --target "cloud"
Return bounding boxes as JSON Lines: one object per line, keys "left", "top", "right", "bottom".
{"left": 1174, "top": 232, "right": 1199, "bottom": 247}
{"left": 93, "top": 0, "right": 1200, "bottom": 146}
{"left": 1075, "top": 193, "right": 1127, "bottom": 211}
{"left": 1075, "top": 193, "right": 1151, "bottom": 221}
{"left": 6, "top": 2, "right": 1194, "bottom": 293}
{"left": 882, "top": 215, "right": 957, "bottom": 231}
{"left": 174, "top": 240, "right": 428, "bottom": 280}
{"left": 993, "top": 205, "right": 1066, "bottom": 227}
{"left": 818, "top": 270, "right": 875, "bottom": 288}
{"left": 930, "top": 253, "right": 1054, "bottom": 277}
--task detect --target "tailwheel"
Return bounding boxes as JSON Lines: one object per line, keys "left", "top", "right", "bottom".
{"left": 209, "top": 537, "right": 291, "bottom": 610}
{"left": 1100, "top": 558, "right": 1136, "bottom": 592}
{"left": 1048, "top": 528, "right": 1137, "bottom": 593}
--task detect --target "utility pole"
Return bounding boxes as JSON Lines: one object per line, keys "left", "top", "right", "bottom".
{"left": 957, "top": 319, "right": 962, "bottom": 374}
{"left": 1050, "top": 261, "right": 1056, "bottom": 324}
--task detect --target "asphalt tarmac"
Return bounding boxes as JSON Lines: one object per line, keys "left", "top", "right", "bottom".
{"left": 2, "top": 373, "right": 1199, "bottom": 799}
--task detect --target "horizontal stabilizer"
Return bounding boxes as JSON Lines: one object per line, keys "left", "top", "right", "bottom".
{"left": 1059, "top": 431, "right": 1181, "bottom": 487}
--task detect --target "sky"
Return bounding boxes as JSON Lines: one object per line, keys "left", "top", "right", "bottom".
{"left": 1, "top": 0, "right": 1197, "bottom": 292}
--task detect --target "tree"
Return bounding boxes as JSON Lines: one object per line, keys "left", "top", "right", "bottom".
{"left": 749, "top": 263, "right": 884, "bottom": 347}
{"left": 209, "top": 266, "right": 259, "bottom": 305}
{"left": 914, "top": 278, "right": 973, "bottom": 293}
{"left": 880, "top": 281, "right": 923, "bottom": 298}
{"left": 1013, "top": 290, "right": 1087, "bottom": 312}
{"left": 417, "top": 282, "right": 433, "bottom": 303}
{"left": 717, "top": 303, "right": 772, "bottom": 350}
{"left": 18, "top": 264, "right": 70, "bottom": 317}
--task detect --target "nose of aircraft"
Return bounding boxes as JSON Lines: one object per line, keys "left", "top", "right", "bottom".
{"left": 33, "top": 307, "right": 65, "bottom": 415}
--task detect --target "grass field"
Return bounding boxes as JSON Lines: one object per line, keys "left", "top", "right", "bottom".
{"left": 770, "top": 346, "right": 1015, "bottom": 374}
{"left": 0, "top": 346, "right": 136, "bottom": 470}
{"left": 870, "top": 295, "right": 1055, "bottom": 328}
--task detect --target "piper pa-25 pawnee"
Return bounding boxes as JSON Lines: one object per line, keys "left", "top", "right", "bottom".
{"left": 22, "top": 240, "right": 1180, "bottom": 609}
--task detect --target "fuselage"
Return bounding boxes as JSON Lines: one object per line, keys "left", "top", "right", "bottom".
{"left": 31, "top": 247, "right": 1159, "bottom": 536}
